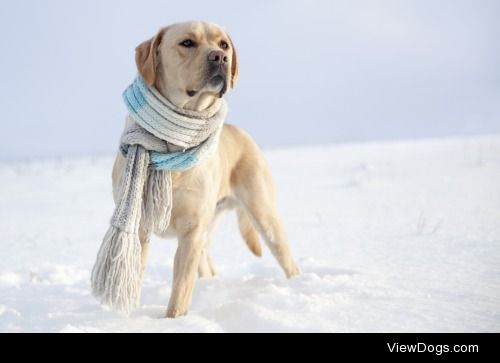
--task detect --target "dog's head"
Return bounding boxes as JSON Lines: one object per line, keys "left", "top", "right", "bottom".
{"left": 135, "top": 21, "right": 239, "bottom": 110}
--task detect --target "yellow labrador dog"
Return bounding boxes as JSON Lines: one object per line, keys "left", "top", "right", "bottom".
{"left": 112, "top": 21, "right": 299, "bottom": 318}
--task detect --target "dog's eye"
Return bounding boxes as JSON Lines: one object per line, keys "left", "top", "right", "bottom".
{"left": 219, "top": 40, "right": 229, "bottom": 50}
{"left": 179, "top": 39, "right": 196, "bottom": 48}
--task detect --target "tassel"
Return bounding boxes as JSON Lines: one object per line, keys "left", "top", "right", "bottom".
{"left": 91, "top": 226, "right": 142, "bottom": 314}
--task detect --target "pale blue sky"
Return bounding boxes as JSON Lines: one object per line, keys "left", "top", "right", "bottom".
{"left": 0, "top": 0, "right": 499, "bottom": 160}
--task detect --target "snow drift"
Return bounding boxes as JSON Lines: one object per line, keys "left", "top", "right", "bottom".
{"left": 1, "top": 135, "right": 499, "bottom": 332}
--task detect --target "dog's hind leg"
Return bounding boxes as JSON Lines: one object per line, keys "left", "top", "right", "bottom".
{"left": 234, "top": 172, "right": 299, "bottom": 278}
{"left": 237, "top": 208, "right": 262, "bottom": 257}
{"left": 245, "top": 203, "right": 299, "bottom": 278}
{"left": 198, "top": 229, "right": 216, "bottom": 278}
{"left": 197, "top": 210, "right": 223, "bottom": 278}
{"left": 198, "top": 246, "right": 216, "bottom": 278}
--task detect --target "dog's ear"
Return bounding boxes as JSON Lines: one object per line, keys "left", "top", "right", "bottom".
{"left": 227, "top": 34, "right": 239, "bottom": 89}
{"left": 135, "top": 27, "right": 167, "bottom": 86}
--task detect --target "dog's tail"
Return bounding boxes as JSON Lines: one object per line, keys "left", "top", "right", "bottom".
{"left": 237, "top": 208, "right": 262, "bottom": 257}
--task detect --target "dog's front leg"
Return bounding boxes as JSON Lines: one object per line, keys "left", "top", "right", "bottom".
{"left": 166, "top": 215, "right": 207, "bottom": 318}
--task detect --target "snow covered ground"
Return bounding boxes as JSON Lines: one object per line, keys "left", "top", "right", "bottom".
{"left": 1, "top": 135, "right": 499, "bottom": 332}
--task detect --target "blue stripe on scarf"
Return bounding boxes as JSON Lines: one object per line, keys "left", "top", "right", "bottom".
{"left": 150, "top": 150, "right": 199, "bottom": 170}
{"left": 123, "top": 75, "right": 221, "bottom": 172}
{"left": 123, "top": 77, "right": 148, "bottom": 114}
{"left": 123, "top": 76, "right": 195, "bottom": 171}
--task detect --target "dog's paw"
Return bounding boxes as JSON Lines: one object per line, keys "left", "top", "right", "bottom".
{"left": 286, "top": 262, "right": 300, "bottom": 278}
{"left": 165, "top": 307, "right": 188, "bottom": 319}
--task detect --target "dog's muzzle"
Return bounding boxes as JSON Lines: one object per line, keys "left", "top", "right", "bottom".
{"left": 207, "top": 50, "right": 229, "bottom": 97}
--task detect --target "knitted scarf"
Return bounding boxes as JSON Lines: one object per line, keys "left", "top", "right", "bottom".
{"left": 91, "top": 75, "right": 227, "bottom": 314}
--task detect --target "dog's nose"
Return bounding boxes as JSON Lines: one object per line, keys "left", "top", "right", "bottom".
{"left": 208, "top": 50, "right": 228, "bottom": 65}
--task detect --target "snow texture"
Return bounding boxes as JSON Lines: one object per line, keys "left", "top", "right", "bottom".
{"left": 1, "top": 136, "right": 499, "bottom": 332}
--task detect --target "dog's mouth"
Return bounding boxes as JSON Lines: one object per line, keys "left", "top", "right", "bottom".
{"left": 209, "top": 75, "right": 225, "bottom": 87}
{"left": 209, "top": 75, "right": 227, "bottom": 97}
{"left": 208, "top": 73, "right": 228, "bottom": 98}
{"left": 187, "top": 66, "right": 228, "bottom": 98}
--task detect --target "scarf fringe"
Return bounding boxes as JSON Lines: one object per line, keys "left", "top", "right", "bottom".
{"left": 91, "top": 226, "right": 142, "bottom": 314}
